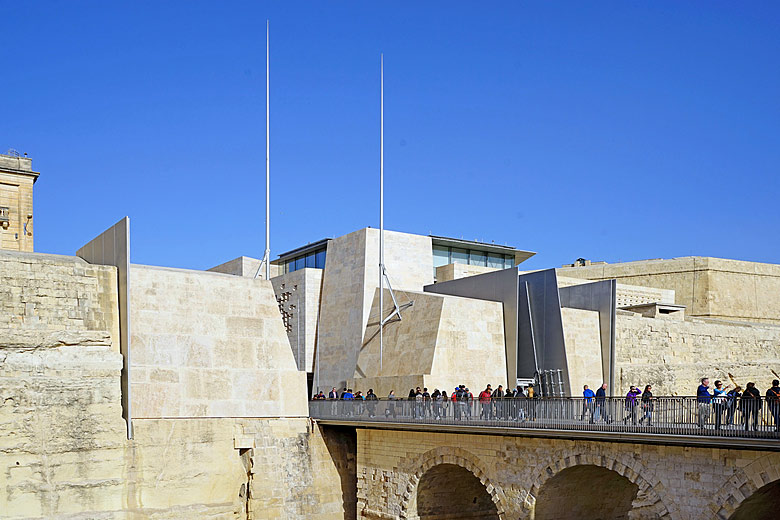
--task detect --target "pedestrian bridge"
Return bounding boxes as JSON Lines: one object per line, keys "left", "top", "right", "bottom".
{"left": 309, "top": 398, "right": 780, "bottom": 520}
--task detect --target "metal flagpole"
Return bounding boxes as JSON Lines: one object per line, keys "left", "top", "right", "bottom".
{"left": 254, "top": 20, "right": 271, "bottom": 280}
{"left": 264, "top": 19, "right": 271, "bottom": 281}
{"left": 379, "top": 53, "right": 384, "bottom": 370}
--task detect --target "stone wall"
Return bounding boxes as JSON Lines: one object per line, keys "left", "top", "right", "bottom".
{"left": 271, "top": 267, "right": 323, "bottom": 374}
{"left": 130, "top": 264, "right": 308, "bottom": 418}
{"left": 614, "top": 312, "right": 780, "bottom": 397}
{"left": 350, "top": 289, "right": 506, "bottom": 397}
{"left": 317, "top": 229, "right": 433, "bottom": 392}
{"left": 435, "top": 263, "right": 501, "bottom": 282}
{"left": 0, "top": 251, "right": 355, "bottom": 519}
{"left": 0, "top": 250, "right": 120, "bottom": 348}
{"left": 558, "top": 256, "right": 780, "bottom": 324}
{"left": 355, "top": 427, "right": 780, "bottom": 520}
{"left": 561, "top": 307, "right": 603, "bottom": 393}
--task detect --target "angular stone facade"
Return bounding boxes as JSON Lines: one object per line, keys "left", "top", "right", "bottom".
{"left": 350, "top": 289, "right": 507, "bottom": 396}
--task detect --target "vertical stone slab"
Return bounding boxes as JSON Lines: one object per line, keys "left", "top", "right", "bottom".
{"left": 77, "top": 217, "right": 132, "bottom": 438}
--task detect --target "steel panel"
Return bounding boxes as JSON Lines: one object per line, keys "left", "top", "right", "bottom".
{"left": 77, "top": 217, "right": 132, "bottom": 439}
{"left": 559, "top": 279, "right": 617, "bottom": 395}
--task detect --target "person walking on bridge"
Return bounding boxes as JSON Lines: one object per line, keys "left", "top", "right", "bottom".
{"left": 594, "top": 383, "right": 610, "bottom": 423}
{"left": 639, "top": 385, "right": 654, "bottom": 426}
{"left": 581, "top": 385, "right": 595, "bottom": 423}
{"left": 697, "top": 378, "right": 712, "bottom": 429}
{"left": 623, "top": 386, "right": 641, "bottom": 425}
{"left": 366, "top": 389, "right": 378, "bottom": 418}
{"left": 479, "top": 385, "right": 493, "bottom": 420}
{"left": 712, "top": 380, "right": 731, "bottom": 430}
{"left": 742, "top": 382, "right": 761, "bottom": 431}
{"left": 766, "top": 380, "right": 780, "bottom": 432}
{"left": 492, "top": 385, "right": 505, "bottom": 419}
{"left": 386, "top": 390, "right": 397, "bottom": 419}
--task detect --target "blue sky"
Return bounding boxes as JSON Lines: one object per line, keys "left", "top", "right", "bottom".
{"left": 2, "top": 2, "right": 779, "bottom": 270}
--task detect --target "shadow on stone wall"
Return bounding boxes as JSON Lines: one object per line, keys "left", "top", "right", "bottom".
{"left": 320, "top": 425, "right": 357, "bottom": 520}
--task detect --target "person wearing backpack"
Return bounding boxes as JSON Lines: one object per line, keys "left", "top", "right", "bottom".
{"left": 766, "top": 379, "right": 780, "bottom": 432}
{"left": 365, "top": 389, "right": 378, "bottom": 418}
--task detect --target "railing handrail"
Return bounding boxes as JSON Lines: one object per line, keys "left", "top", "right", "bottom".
{"left": 308, "top": 395, "right": 780, "bottom": 443}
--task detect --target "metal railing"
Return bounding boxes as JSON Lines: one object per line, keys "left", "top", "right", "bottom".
{"left": 309, "top": 396, "right": 780, "bottom": 440}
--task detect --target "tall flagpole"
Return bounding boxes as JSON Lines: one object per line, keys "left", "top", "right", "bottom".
{"left": 379, "top": 53, "right": 384, "bottom": 370}
{"left": 264, "top": 20, "right": 271, "bottom": 280}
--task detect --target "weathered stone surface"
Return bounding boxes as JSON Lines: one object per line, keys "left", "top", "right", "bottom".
{"left": 130, "top": 264, "right": 308, "bottom": 418}
{"left": 355, "top": 427, "right": 780, "bottom": 520}
{"left": 615, "top": 312, "right": 780, "bottom": 396}
{"left": 559, "top": 256, "right": 780, "bottom": 324}
{"left": 351, "top": 288, "right": 506, "bottom": 396}
{"left": 317, "top": 228, "right": 433, "bottom": 392}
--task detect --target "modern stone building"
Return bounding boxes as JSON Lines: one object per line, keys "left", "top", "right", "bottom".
{"left": 2, "top": 156, "right": 780, "bottom": 519}
{"left": 209, "top": 226, "right": 780, "bottom": 400}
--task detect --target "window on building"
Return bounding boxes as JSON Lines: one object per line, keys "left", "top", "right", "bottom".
{"left": 487, "top": 253, "right": 504, "bottom": 269}
{"left": 305, "top": 253, "right": 316, "bottom": 268}
{"left": 315, "top": 249, "right": 327, "bottom": 269}
{"left": 451, "top": 248, "right": 468, "bottom": 265}
{"left": 505, "top": 255, "right": 515, "bottom": 269}
{"left": 469, "top": 250, "right": 487, "bottom": 267}
{"left": 295, "top": 256, "right": 305, "bottom": 271}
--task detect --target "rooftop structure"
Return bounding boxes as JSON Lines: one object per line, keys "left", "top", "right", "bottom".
{"left": 0, "top": 151, "right": 39, "bottom": 252}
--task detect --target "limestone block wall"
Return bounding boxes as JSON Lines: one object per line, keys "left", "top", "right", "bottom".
{"left": 317, "top": 228, "right": 433, "bottom": 392}
{"left": 0, "top": 250, "right": 120, "bottom": 348}
{"left": 271, "top": 267, "right": 323, "bottom": 374}
{"left": 561, "top": 307, "right": 604, "bottom": 392}
{"left": 0, "top": 329, "right": 127, "bottom": 518}
{"left": 559, "top": 256, "right": 780, "bottom": 324}
{"left": 355, "top": 427, "right": 780, "bottom": 520}
{"left": 130, "top": 264, "right": 307, "bottom": 418}
{"left": 350, "top": 289, "right": 506, "bottom": 396}
{"left": 614, "top": 312, "right": 780, "bottom": 396}
{"left": 1, "top": 251, "right": 356, "bottom": 519}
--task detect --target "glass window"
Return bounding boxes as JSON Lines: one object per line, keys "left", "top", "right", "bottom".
{"left": 433, "top": 245, "right": 450, "bottom": 268}
{"left": 451, "top": 248, "right": 468, "bottom": 265}
{"left": 469, "top": 250, "right": 487, "bottom": 267}
{"left": 315, "top": 249, "right": 327, "bottom": 269}
{"left": 295, "top": 256, "right": 305, "bottom": 271}
{"left": 305, "top": 253, "right": 316, "bottom": 268}
{"left": 504, "top": 255, "right": 515, "bottom": 269}
{"left": 487, "top": 253, "right": 504, "bottom": 269}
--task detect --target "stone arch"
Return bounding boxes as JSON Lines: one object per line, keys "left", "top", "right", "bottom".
{"left": 708, "top": 453, "right": 780, "bottom": 520}
{"left": 398, "top": 446, "right": 507, "bottom": 519}
{"left": 526, "top": 452, "right": 675, "bottom": 520}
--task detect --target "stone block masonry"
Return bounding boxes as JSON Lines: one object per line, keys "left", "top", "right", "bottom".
{"left": 354, "top": 427, "right": 780, "bottom": 520}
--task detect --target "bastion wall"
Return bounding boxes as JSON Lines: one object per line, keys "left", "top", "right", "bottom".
{"left": 0, "top": 251, "right": 355, "bottom": 519}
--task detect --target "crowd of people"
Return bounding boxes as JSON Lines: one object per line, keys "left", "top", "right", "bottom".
{"left": 311, "top": 377, "right": 780, "bottom": 432}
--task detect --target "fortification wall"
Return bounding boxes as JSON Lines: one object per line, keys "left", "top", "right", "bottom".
{"left": 615, "top": 312, "right": 780, "bottom": 396}
{"left": 559, "top": 256, "right": 780, "bottom": 324}
{"left": 0, "top": 252, "right": 354, "bottom": 519}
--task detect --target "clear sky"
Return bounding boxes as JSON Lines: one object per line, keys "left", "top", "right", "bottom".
{"left": 2, "top": 2, "right": 779, "bottom": 270}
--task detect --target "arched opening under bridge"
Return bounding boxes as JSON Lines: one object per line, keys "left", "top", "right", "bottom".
{"left": 728, "top": 479, "right": 780, "bottom": 520}
{"left": 408, "top": 463, "right": 499, "bottom": 520}
{"left": 534, "top": 464, "right": 638, "bottom": 520}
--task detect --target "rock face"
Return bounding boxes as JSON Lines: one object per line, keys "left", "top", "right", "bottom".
{"left": 0, "top": 250, "right": 355, "bottom": 519}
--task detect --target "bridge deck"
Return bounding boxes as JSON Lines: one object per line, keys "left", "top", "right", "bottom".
{"left": 310, "top": 397, "right": 780, "bottom": 451}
